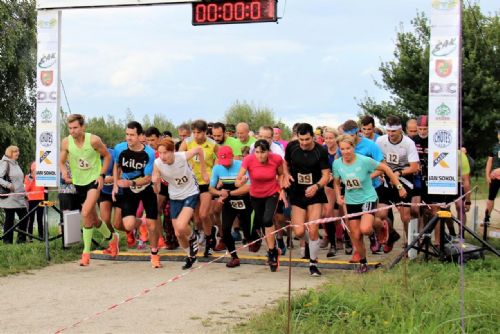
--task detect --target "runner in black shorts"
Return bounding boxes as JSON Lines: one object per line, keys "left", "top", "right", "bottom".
{"left": 282, "top": 123, "right": 331, "bottom": 277}
{"left": 484, "top": 125, "right": 500, "bottom": 224}
{"left": 112, "top": 121, "right": 161, "bottom": 268}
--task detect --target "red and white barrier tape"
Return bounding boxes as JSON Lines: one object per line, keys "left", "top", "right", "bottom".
{"left": 53, "top": 187, "right": 476, "bottom": 333}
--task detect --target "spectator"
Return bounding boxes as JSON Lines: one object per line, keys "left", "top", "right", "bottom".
{"left": 24, "top": 161, "right": 47, "bottom": 241}
{"left": 0, "top": 145, "right": 28, "bottom": 244}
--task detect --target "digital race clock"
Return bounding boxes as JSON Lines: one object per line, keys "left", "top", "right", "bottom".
{"left": 192, "top": 0, "right": 278, "bottom": 26}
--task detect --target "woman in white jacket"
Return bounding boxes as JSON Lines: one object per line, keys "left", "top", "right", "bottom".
{"left": 0, "top": 146, "right": 28, "bottom": 244}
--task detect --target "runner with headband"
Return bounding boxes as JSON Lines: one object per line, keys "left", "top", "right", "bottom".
{"left": 334, "top": 135, "right": 406, "bottom": 273}
{"left": 376, "top": 115, "right": 420, "bottom": 252}
{"left": 236, "top": 139, "right": 286, "bottom": 272}
{"left": 152, "top": 137, "right": 207, "bottom": 270}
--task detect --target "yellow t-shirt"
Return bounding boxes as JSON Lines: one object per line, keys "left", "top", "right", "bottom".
{"left": 185, "top": 137, "right": 217, "bottom": 185}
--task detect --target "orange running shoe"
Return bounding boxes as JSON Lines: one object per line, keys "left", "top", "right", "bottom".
{"left": 157, "top": 236, "right": 166, "bottom": 249}
{"left": 104, "top": 233, "right": 120, "bottom": 258}
{"left": 126, "top": 231, "right": 136, "bottom": 248}
{"left": 151, "top": 254, "right": 162, "bottom": 268}
{"left": 139, "top": 219, "right": 149, "bottom": 242}
{"left": 79, "top": 253, "right": 90, "bottom": 266}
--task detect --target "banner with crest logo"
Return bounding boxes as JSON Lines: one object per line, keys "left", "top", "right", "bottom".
{"left": 36, "top": 10, "right": 61, "bottom": 187}
{"left": 427, "top": 0, "right": 461, "bottom": 195}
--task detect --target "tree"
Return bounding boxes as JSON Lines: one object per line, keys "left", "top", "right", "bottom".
{"left": 358, "top": 4, "right": 499, "bottom": 161}
{"left": 223, "top": 100, "right": 292, "bottom": 139}
{"left": 0, "top": 0, "right": 37, "bottom": 171}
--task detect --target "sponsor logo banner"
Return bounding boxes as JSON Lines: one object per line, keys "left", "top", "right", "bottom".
{"left": 433, "top": 152, "right": 449, "bottom": 168}
{"left": 435, "top": 59, "right": 453, "bottom": 78}
{"left": 431, "top": 37, "right": 457, "bottom": 57}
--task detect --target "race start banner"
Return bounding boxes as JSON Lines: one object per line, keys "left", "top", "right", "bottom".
{"left": 36, "top": 10, "right": 61, "bottom": 187}
{"left": 427, "top": 0, "right": 461, "bottom": 195}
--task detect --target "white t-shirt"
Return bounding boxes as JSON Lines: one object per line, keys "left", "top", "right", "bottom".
{"left": 376, "top": 135, "right": 419, "bottom": 171}
{"left": 249, "top": 142, "right": 285, "bottom": 158}
{"left": 154, "top": 153, "right": 199, "bottom": 200}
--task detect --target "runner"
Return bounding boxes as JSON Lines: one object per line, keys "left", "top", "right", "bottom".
{"left": 112, "top": 121, "right": 160, "bottom": 268}
{"left": 209, "top": 146, "right": 254, "bottom": 268}
{"left": 236, "top": 139, "right": 286, "bottom": 272}
{"left": 235, "top": 122, "right": 257, "bottom": 154}
{"left": 360, "top": 115, "right": 380, "bottom": 142}
{"left": 175, "top": 123, "right": 191, "bottom": 152}
{"left": 273, "top": 126, "right": 288, "bottom": 150}
{"left": 179, "top": 119, "right": 219, "bottom": 257}
{"left": 411, "top": 116, "right": 429, "bottom": 231}
{"left": 211, "top": 122, "right": 242, "bottom": 158}
{"left": 376, "top": 115, "right": 420, "bottom": 251}
{"left": 406, "top": 119, "right": 418, "bottom": 137}
{"left": 59, "top": 114, "right": 113, "bottom": 266}
{"left": 250, "top": 126, "right": 285, "bottom": 158}
{"left": 333, "top": 135, "right": 405, "bottom": 273}
{"left": 484, "top": 124, "right": 500, "bottom": 224}
{"left": 153, "top": 138, "right": 208, "bottom": 270}
{"left": 282, "top": 123, "right": 331, "bottom": 277}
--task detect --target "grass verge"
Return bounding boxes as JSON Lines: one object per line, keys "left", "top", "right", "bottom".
{"left": 237, "top": 252, "right": 500, "bottom": 334}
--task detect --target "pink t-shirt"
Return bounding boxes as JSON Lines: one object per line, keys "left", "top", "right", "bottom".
{"left": 242, "top": 153, "right": 282, "bottom": 198}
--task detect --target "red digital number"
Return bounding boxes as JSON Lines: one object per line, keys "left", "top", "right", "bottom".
{"left": 207, "top": 3, "right": 217, "bottom": 22}
{"left": 250, "top": 1, "right": 261, "bottom": 20}
{"left": 267, "top": 0, "right": 275, "bottom": 18}
{"left": 196, "top": 5, "right": 206, "bottom": 23}
{"left": 222, "top": 3, "right": 233, "bottom": 21}
{"left": 234, "top": 2, "right": 244, "bottom": 21}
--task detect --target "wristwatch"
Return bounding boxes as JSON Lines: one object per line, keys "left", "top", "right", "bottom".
{"left": 100, "top": 173, "right": 106, "bottom": 179}
{"left": 316, "top": 183, "right": 323, "bottom": 190}
{"left": 131, "top": 180, "right": 137, "bottom": 187}
{"left": 396, "top": 184, "right": 403, "bottom": 190}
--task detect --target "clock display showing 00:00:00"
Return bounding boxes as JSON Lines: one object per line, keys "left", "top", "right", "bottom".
{"left": 193, "top": 0, "right": 277, "bottom": 24}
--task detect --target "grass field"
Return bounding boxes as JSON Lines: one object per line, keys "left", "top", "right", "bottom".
{"left": 238, "top": 240, "right": 500, "bottom": 334}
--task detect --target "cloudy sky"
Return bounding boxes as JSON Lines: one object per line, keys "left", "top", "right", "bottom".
{"left": 55, "top": 0, "right": 496, "bottom": 128}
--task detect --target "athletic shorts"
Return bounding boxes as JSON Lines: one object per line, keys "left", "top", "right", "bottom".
{"left": 198, "top": 184, "right": 209, "bottom": 194}
{"left": 378, "top": 179, "right": 414, "bottom": 205}
{"left": 121, "top": 185, "right": 158, "bottom": 219}
{"left": 98, "top": 192, "right": 123, "bottom": 208}
{"left": 159, "top": 183, "right": 169, "bottom": 198}
{"left": 488, "top": 179, "right": 500, "bottom": 201}
{"left": 289, "top": 188, "right": 328, "bottom": 210}
{"left": 74, "top": 180, "right": 99, "bottom": 205}
{"left": 170, "top": 193, "right": 199, "bottom": 219}
{"left": 346, "top": 201, "right": 378, "bottom": 217}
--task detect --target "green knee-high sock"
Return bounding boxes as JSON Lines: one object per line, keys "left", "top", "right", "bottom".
{"left": 96, "top": 222, "right": 112, "bottom": 240}
{"left": 83, "top": 227, "right": 94, "bottom": 253}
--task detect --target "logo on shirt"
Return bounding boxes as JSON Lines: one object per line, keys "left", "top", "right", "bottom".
{"left": 433, "top": 152, "right": 450, "bottom": 168}
{"left": 121, "top": 158, "right": 146, "bottom": 170}
{"left": 433, "top": 130, "right": 452, "bottom": 148}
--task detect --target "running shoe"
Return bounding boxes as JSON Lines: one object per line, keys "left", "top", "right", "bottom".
{"left": 214, "top": 239, "right": 227, "bottom": 252}
{"left": 79, "top": 253, "right": 90, "bottom": 266}
{"left": 309, "top": 259, "right": 322, "bottom": 277}
{"left": 319, "top": 236, "right": 329, "bottom": 249}
{"left": 182, "top": 256, "right": 197, "bottom": 270}
{"left": 139, "top": 219, "right": 148, "bottom": 242}
{"left": 248, "top": 239, "right": 262, "bottom": 253}
{"left": 231, "top": 230, "right": 242, "bottom": 243}
{"left": 349, "top": 251, "right": 361, "bottom": 263}
{"left": 203, "top": 235, "right": 214, "bottom": 258}
{"left": 377, "top": 220, "right": 389, "bottom": 244}
{"left": 369, "top": 233, "right": 381, "bottom": 254}
{"left": 268, "top": 248, "right": 280, "bottom": 272}
{"left": 196, "top": 230, "right": 206, "bottom": 247}
{"left": 383, "top": 229, "right": 401, "bottom": 254}
{"left": 189, "top": 234, "right": 199, "bottom": 257}
{"left": 103, "top": 233, "right": 120, "bottom": 258}
{"left": 150, "top": 254, "right": 162, "bottom": 268}
{"left": 126, "top": 231, "right": 136, "bottom": 248}
{"left": 226, "top": 257, "right": 241, "bottom": 268}
{"left": 357, "top": 263, "right": 369, "bottom": 274}
{"left": 157, "top": 236, "right": 166, "bottom": 249}
{"left": 344, "top": 237, "right": 353, "bottom": 255}
{"left": 326, "top": 244, "right": 336, "bottom": 258}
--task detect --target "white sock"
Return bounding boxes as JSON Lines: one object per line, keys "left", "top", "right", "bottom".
{"left": 309, "top": 239, "right": 320, "bottom": 261}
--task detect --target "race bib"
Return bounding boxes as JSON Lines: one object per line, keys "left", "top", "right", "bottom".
{"left": 230, "top": 199, "right": 246, "bottom": 210}
{"left": 345, "top": 178, "right": 362, "bottom": 190}
{"left": 78, "top": 158, "right": 91, "bottom": 170}
{"left": 130, "top": 182, "right": 150, "bottom": 193}
{"left": 297, "top": 173, "right": 313, "bottom": 185}
{"left": 387, "top": 153, "right": 400, "bottom": 165}
{"left": 174, "top": 176, "right": 189, "bottom": 186}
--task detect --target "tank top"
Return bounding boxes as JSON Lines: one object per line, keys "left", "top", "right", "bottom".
{"left": 68, "top": 133, "right": 101, "bottom": 186}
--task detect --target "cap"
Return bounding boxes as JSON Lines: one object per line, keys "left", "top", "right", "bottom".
{"left": 217, "top": 146, "right": 233, "bottom": 166}
{"left": 417, "top": 115, "right": 428, "bottom": 127}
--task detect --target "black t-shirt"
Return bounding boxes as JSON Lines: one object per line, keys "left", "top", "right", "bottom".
{"left": 285, "top": 140, "right": 329, "bottom": 191}
{"left": 411, "top": 135, "right": 428, "bottom": 178}
{"left": 490, "top": 142, "right": 500, "bottom": 170}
